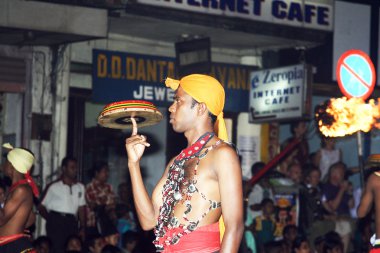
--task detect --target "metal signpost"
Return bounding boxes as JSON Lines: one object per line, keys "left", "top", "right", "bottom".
{"left": 336, "top": 49, "right": 376, "bottom": 187}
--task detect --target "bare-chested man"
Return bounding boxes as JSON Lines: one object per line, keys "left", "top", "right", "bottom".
{"left": 357, "top": 154, "right": 380, "bottom": 253}
{"left": 0, "top": 144, "right": 39, "bottom": 252}
{"left": 125, "top": 74, "right": 244, "bottom": 252}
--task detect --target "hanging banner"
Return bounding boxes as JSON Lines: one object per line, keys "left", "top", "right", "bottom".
{"left": 92, "top": 49, "right": 255, "bottom": 112}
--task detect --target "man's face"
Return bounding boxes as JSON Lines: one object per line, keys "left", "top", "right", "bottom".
{"left": 297, "top": 241, "right": 311, "bottom": 253}
{"left": 308, "top": 170, "right": 321, "bottom": 187}
{"left": 288, "top": 164, "right": 302, "bottom": 184}
{"left": 330, "top": 165, "right": 344, "bottom": 183}
{"left": 295, "top": 122, "right": 307, "bottom": 137}
{"left": 90, "top": 237, "right": 105, "bottom": 253}
{"left": 36, "top": 242, "right": 51, "bottom": 253}
{"left": 96, "top": 167, "right": 109, "bottom": 183}
{"left": 105, "top": 234, "right": 119, "bottom": 246}
{"left": 262, "top": 201, "right": 274, "bottom": 215}
{"left": 2, "top": 161, "right": 13, "bottom": 178}
{"left": 168, "top": 87, "right": 198, "bottom": 133}
{"left": 64, "top": 160, "right": 78, "bottom": 180}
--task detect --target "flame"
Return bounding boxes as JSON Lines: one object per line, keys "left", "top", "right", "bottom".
{"left": 315, "top": 97, "right": 380, "bottom": 137}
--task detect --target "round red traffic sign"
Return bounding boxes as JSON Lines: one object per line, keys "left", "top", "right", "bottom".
{"left": 336, "top": 49, "right": 376, "bottom": 100}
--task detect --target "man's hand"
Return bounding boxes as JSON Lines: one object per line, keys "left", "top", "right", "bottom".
{"left": 340, "top": 181, "right": 350, "bottom": 192}
{"left": 125, "top": 118, "right": 150, "bottom": 164}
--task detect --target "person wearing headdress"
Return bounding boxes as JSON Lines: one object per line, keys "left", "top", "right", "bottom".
{"left": 0, "top": 143, "right": 39, "bottom": 252}
{"left": 358, "top": 154, "right": 380, "bottom": 253}
{"left": 125, "top": 74, "right": 243, "bottom": 252}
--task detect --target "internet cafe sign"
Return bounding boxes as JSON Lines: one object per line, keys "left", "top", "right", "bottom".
{"left": 136, "top": 0, "right": 333, "bottom": 31}
{"left": 249, "top": 64, "right": 311, "bottom": 123}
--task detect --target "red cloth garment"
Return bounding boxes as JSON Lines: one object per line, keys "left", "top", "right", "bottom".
{"left": 161, "top": 222, "right": 220, "bottom": 253}
{"left": 9, "top": 172, "right": 39, "bottom": 198}
{"left": 371, "top": 241, "right": 380, "bottom": 253}
{"left": 0, "top": 234, "right": 36, "bottom": 252}
{"left": 0, "top": 234, "right": 26, "bottom": 245}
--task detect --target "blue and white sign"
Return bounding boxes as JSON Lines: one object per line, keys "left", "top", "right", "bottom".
{"left": 249, "top": 64, "right": 309, "bottom": 123}
{"left": 137, "top": 0, "right": 333, "bottom": 31}
{"left": 92, "top": 49, "right": 255, "bottom": 113}
{"left": 336, "top": 49, "right": 376, "bottom": 100}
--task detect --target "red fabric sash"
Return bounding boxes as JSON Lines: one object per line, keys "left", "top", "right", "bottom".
{"left": 162, "top": 222, "right": 220, "bottom": 253}
{"left": 0, "top": 233, "right": 27, "bottom": 245}
{"left": 9, "top": 172, "right": 39, "bottom": 197}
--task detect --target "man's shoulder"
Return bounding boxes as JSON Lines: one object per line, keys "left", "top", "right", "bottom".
{"left": 44, "top": 178, "right": 63, "bottom": 190}
{"left": 368, "top": 172, "right": 380, "bottom": 186}
{"left": 12, "top": 183, "right": 33, "bottom": 196}
{"left": 214, "top": 140, "right": 237, "bottom": 152}
{"left": 85, "top": 180, "right": 95, "bottom": 188}
{"left": 73, "top": 181, "right": 85, "bottom": 189}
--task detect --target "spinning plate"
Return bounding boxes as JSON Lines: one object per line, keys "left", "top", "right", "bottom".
{"left": 98, "top": 100, "right": 163, "bottom": 129}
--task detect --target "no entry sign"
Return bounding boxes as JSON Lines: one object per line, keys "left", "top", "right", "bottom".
{"left": 336, "top": 49, "right": 376, "bottom": 100}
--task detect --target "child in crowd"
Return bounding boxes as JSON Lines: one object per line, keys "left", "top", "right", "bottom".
{"left": 291, "top": 236, "right": 311, "bottom": 253}
{"left": 252, "top": 198, "right": 276, "bottom": 252}
{"left": 33, "top": 236, "right": 52, "bottom": 253}
{"left": 121, "top": 231, "right": 139, "bottom": 253}
{"left": 64, "top": 235, "right": 83, "bottom": 253}
{"left": 282, "top": 224, "right": 298, "bottom": 253}
{"left": 247, "top": 162, "right": 275, "bottom": 220}
{"left": 323, "top": 231, "right": 344, "bottom": 253}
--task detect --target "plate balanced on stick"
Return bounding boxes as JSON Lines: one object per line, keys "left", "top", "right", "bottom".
{"left": 98, "top": 100, "right": 163, "bottom": 129}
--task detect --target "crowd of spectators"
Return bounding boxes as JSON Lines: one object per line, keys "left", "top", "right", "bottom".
{"left": 241, "top": 121, "right": 369, "bottom": 253}
{"left": 0, "top": 156, "right": 155, "bottom": 253}
{"left": 0, "top": 120, "right": 371, "bottom": 253}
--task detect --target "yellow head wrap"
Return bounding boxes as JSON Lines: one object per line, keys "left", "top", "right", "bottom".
{"left": 165, "top": 74, "right": 228, "bottom": 141}
{"left": 3, "top": 143, "right": 34, "bottom": 174}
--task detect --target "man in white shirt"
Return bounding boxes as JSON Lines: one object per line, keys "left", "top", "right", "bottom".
{"left": 38, "top": 157, "right": 86, "bottom": 253}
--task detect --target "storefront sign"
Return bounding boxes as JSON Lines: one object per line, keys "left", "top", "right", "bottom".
{"left": 137, "top": 0, "right": 333, "bottom": 31}
{"left": 249, "top": 64, "right": 311, "bottom": 123}
{"left": 93, "top": 49, "right": 254, "bottom": 112}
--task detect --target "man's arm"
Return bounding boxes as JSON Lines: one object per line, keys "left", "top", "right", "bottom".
{"left": 85, "top": 184, "right": 97, "bottom": 210}
{"left": 37, "top": 183, "right": 52, "bottom": 220}
{"left": 216, "top": 145, "right": 244, "bottom": 252}
{"left": 78, "top": 205, "right": 86, "bottom": 239}
{"left": 37, "top": 204, "right": 49, "bottom": 220}
{"left": 125, "top": 118, "right": 166, "bottom": 230}
{"left": 326, "top": 181, "right": 349, "bottom": 212}
{"left": 128, "top": 158, "right": 171, "bottom": 230}
{"left": 357, "top": 174, "right": 375, "bottom": 218}
{"left": 0, "top": 186, "right": 30, "bottom": 226}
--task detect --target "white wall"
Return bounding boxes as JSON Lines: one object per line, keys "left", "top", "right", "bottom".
{"left": 333, "top": 1, "right": 371, "bottom": 80}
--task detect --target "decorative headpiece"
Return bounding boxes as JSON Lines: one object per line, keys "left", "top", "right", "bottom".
{"left": 165, "top": 74, "right": 228, "bottom": 141}
{"left": 3, "top": 143, "right": 39, "bottom": 197}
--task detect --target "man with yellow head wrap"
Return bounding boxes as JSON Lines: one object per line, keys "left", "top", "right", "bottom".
{"left": 125, "top": 74, "right": 243, "bottom": 252}
{"left": 0, "top": 144, "right": 38, "bottom": 252}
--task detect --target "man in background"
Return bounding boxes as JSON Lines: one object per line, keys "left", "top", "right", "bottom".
{"left": 38, "top": 156, "right": 86, "bottom": 253}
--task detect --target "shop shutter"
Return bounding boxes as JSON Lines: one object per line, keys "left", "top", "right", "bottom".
{"left": 0, "top": 56, "right": 26, "bottom": 93}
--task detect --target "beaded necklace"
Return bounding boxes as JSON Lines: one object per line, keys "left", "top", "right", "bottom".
{"left": 153, "top": 132, "right": 218, "bottom": 251}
